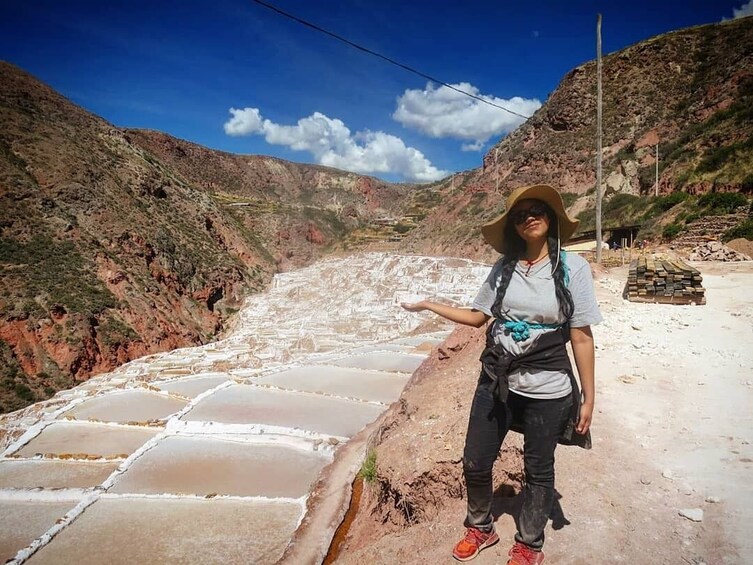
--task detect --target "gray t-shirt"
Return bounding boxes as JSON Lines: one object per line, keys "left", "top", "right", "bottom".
{"left": 472, "top": 252, "right": 602, "bottom": 399}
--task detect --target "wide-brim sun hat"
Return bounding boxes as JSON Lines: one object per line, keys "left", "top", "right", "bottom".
{"left": 481, "top": 184, "right": 579, "bottom": 253}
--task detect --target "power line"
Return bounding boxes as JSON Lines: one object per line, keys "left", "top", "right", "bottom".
{"left": 249, "top": 0, "right": 531, "bottom": 120}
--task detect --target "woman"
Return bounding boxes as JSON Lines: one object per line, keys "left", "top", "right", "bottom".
{"left": 401, "top": 184, "right": 601, "bottom": 565}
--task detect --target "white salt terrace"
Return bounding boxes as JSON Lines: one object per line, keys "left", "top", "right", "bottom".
{"left": 60, "top": 389, "right": 187, "bottom": 424}
{"left": 154, "top": 374, "right": 234, "bottom": 398}
{"left": 13, "top": 422, "right": 160, "bottom": 460}
{"left": 255, "top": 366, "right": 410, "bottom": 404}
{"left": 182, "top": 384, "right": 386, "bottom": 437}
{"left": 109, "top": 436, "right": 328, "bottom": 498}
{"left": 26, "top": 498, "right": 303, "bottom": 565}
{"left": 0, "top": 460, "right": 119, "bottom": 490}
{"left": 0, "top": 253, "right": 489, "bottom": 564}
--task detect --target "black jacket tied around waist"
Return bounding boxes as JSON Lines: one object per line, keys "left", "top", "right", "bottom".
{"left": 479, "top": 322, "right": 592, "bottom": 449}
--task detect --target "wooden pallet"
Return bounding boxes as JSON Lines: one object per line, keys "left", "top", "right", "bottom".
{"left": 626, "top": 255, "right": 706, "bottom": 305}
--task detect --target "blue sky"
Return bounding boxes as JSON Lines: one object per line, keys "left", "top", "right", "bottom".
{"left": 1, "top": 1, "right": 751, "bottom": 182}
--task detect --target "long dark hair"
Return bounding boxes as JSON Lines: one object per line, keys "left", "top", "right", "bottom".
{"left": 490, "top": 200, "right": 574, "bottom": 321}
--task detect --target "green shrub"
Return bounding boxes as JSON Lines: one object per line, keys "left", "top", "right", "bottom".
{"left": 696, "top": 146, "right": 737, "bottom": 173}
{"left": 698, "top": 192, "right": 748, "bottom": 214}
{"left": 654, "top": 192, "right": 689, "bottom": 212}
{"left": 599, "top": 193, "right": 644, "bottom": 226}
{"left": 641, "top": 192, "right": 690, "bottom": 221}
{"left": 559, "top": 192, "right": 578, "bottom": 208}
{"left": 605, "top": 193, "right": 640, "bottom": 211}
{"left": 0, "top": 236, "right": 117, "bottom": 316}
{"left": 674, "top": 170, "right": 692, "bottom": 189}
{"left": 613, "top": 141, "right": 636, "bottom": 162}
{"left": 98, "top": 315, "right": 139, "bottom": 346}
{"left": 358, "top": 451, "right": 377, "bottom": 483}
{"left": 638, "top": 166, "right": 657, "bottom": 192}
{"left": 662, "top": 223, "right": 683, "bottom": 240}
{"left": 696, "top": 136, "right": 753, "bottom": 175}
{"left": 662, "top": 141, "right": 694, "bottom": 165}
{"left": 723, "top": 219, "right": 753, "bottom": 242}
{"left": 576, "top": 207, "right": 596, "bottom": 231}
{"left": 14, "top": 383, "right": 34, "bottom": 402}
{"left": 741, "top": 174, "right": 753, "bottom": 192}
{"left": 684, "top": 213, "right": 700, "bottom": 225}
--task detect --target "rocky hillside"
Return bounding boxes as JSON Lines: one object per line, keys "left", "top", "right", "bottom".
{"left": 401, "top": 16, "right": 753, "bottom": 260}
{"left": 0, "top": 63, "right": 409, "bottom": 414}
{"left": 123, "top": 129, "right": 409, "bottom": 269}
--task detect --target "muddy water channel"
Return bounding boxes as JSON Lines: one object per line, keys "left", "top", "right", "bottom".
{"left": 0, "top": 253, "right": 488, "bottom": 564}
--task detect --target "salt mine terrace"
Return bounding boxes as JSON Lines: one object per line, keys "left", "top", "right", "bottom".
{"left": 0, "top": 253, "right": 489, "bottom": 564}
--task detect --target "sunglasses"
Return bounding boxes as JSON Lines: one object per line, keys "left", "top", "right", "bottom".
{"left": 510, "top": 203, "right": 549, "bottom": 225}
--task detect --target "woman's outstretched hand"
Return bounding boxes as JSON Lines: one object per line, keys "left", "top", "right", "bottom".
{"left": 400, "top": 301, "right": 427, "bottom": 312}
{"left": 400, "top": 301, "right": 488, "bottom": 327}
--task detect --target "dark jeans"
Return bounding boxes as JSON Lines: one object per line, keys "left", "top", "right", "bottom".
{"left": 462, "top": 371, "right": 573, "bottom": 550}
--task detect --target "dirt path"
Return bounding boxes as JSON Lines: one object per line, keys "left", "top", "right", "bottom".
{"left": 335, "top": 261, "right": 753, "bottom": 565}
{"left": 567, "top": 261, "right": 753, "bottom": 564}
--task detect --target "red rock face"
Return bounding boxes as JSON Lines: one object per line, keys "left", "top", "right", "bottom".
{"left": 306, "top": 223, "right": 326, "bottom": 245}
{"left": 0, "top": 316, "right": 151, "bottom": 386}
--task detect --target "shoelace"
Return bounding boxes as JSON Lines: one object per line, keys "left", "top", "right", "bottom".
{"left": 463, "top": 528, "right": 486, "bottom": 545}
{"left": 510, "top": 543, "right": 538, "bottom": 561}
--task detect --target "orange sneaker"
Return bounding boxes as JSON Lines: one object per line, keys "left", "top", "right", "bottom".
{"left": 507, "top": 541, "right": 545, "bottom": 565}
{"left": 452, "top": 527, "right": 499, "bottom": 561}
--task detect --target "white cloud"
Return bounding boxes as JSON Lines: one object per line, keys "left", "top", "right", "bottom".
{"left": 723, "top": 0, "right": 753, "bottom": 19}
{"left": 224, "top": 108, "right": 448, "bottom": 182}
{"left": 733, "top": 0, "right": 753, "bottom": 18}
{"left": 392, "top": 82, "right": 541, "bottom": 150}
{"left": 461, "top": 140, "right": 485, "bottom": 152}
{"left": 224, "top": 107, "right": 264, "bottom": 135}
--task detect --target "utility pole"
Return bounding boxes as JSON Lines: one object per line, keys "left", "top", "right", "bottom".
{"left": 654, "top": 143, "right": 659, "bottom": 197}
{"left": 595, "top": 14, "right": 603, "bottom": 265}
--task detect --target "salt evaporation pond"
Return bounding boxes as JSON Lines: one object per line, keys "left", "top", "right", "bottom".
{"left": 26, "top": 498, "right": 303, "bottom": 565}
{"left": 182, "top": 384, "right": 386, "bottom": 437}
{"left": 0, "top": 253, "right": 489, "bottom": 564}
{"left": 0, "top": 460, "right": 119, "bottom": 490}
{"left": 109, "top": 435, "right": 328, "bottom": 498}
{"left": 154, "top": 374, "right": 233, "bottom": 398}
{"left": 13, "top": 422, "right": 160, "bottom": 459}
{"left": 60, "top": 390, "right": 187, "bottom": 424}
{"left": 255, "top": 365, "right": 410, "bottom": 404}
{"left": 0, "top": 500, "right": 81, "bottom": 564}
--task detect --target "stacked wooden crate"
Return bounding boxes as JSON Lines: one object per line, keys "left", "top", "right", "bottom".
{"left": 626, "top": 256, "right": 706, "bottom": 304}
